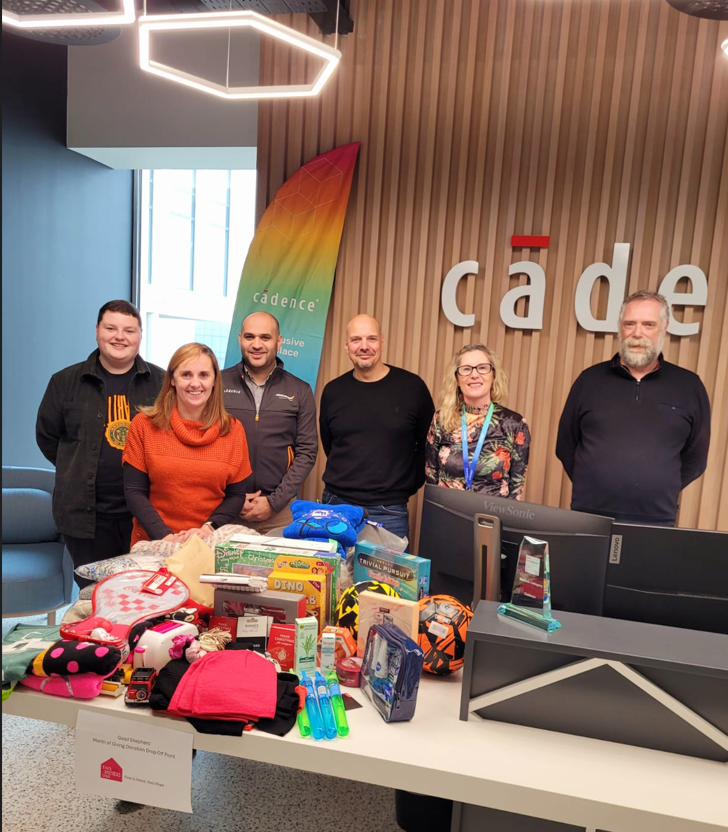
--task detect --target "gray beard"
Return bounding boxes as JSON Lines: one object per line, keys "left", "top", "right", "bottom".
{"left": 619, "top": 335, "right": 664, "bottom": 369}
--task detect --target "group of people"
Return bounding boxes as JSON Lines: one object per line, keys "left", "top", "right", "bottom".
{"left": 36, "top": 290, "right": 711, "bottom": 588}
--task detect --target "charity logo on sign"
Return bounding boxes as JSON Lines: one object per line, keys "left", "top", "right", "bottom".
{"left": 100, "top": 758, "right": 123, "bottom": 783}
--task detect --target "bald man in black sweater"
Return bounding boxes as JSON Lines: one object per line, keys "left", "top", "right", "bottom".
{"left": 319, "top": 315, "right": 434, "bottom": 542}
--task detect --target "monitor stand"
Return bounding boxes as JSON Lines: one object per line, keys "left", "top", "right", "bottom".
{"left": 473, "top": 513, "right": 501, "bottom": 608}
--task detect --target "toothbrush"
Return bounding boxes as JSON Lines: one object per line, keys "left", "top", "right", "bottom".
{"left": 295, "top": 684, "right": 312, "bottom": 738}
{"left": 300, "top": 672, "right": 324, "bottom": 740}
{"left": 325, "top": 671, "right": 350, "bottom": 737}
{"left": 314, "top": 671, "right": 338, "bottom": 740}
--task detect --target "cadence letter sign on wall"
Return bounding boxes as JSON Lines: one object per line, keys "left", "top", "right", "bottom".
{"left": 442, "top": 260, "right": 479, "bottom": 327}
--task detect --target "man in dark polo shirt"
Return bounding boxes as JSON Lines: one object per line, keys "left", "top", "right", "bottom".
{"left": 36, "top": 300, "right": 165, "bottom": 586}
{"left": 556, "top": 290, "right": 711, "bottom": 526}
{"left": 222, "top": 311, "right": 318, "bottom": 534}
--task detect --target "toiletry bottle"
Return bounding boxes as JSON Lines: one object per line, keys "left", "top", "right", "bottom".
{"left": 371, "top": 633, "right": 390, "bottom": 696}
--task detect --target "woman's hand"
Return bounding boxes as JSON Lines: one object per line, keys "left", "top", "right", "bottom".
{"left": 175, "top": 525, "right": 213, "bottom": 544}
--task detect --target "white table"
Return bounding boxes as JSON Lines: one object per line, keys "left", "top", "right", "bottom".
{"left": 3, "top": 672, "right": 726, "bottom": 832}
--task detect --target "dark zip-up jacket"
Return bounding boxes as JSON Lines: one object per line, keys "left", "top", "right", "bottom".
{"left": 221, "top": 359, "right": 318, "bottom": 512}
{"left": 556, "top": 354, "right": 711, "bottom": 525}
{"left": 36, "top": 350, "right": 165, "bottom": 538}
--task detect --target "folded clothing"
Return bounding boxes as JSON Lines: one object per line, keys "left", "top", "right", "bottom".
{"left": 20, "top": 670, "right": 114, "bottom": 698}
{"left": 2, "top": 624, "right": 61, "bottom": 685}
{"left": 150, "top": 658, "right": 191, "bottom": 711}
{"left": 255, "top": 673, "right": 300, "bottom": 737}
{"left": 32, "top": 640, "right": 121, "bottom": 678}
{"left": 283, "top": 500, "right": 366, "bottom": 554}
{"left": 168, "top": 650, "right": 277, "bottom": 721}
{"left": 152, "top": 657, "right": 298, "bottom": 737}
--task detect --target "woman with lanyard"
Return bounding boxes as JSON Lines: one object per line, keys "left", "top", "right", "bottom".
{"left": 425, "top": 344, "right": 531, "bottom": 499}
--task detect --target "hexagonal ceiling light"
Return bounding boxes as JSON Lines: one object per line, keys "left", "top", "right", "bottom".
{"left": 2, "top": 0, "right": 136, "bottom": 30}
{"left": 138, "top": 10, "right": 341, "bottom": 100}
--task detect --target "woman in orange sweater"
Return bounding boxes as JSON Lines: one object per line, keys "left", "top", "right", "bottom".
{"left": 123, "top": 343, "right": 252, "bottom": 545}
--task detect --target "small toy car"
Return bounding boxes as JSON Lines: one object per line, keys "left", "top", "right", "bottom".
{"left": 124, "top": 667, "right": 157, "bottom": 706}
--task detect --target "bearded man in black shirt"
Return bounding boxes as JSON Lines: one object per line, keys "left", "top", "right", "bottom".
{"left": 556, "top": 291, "right": 710, "bottom": 526}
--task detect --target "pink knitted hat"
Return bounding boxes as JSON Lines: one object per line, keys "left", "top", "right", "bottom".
{"left": 169, "top": 651, "right": 277, "bottom": 720}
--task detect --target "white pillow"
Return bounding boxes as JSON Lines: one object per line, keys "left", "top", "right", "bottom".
{"left": 74, "top": 552, "right": 167, "bottom": 581}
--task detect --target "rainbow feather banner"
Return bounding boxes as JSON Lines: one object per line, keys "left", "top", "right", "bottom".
{"left": 225, "top": 142, "right": 360, "bottom": 389}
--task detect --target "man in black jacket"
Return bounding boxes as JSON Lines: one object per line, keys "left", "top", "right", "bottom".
{"left": 556, "top": 291, "right": 711, "bottom": 526}
{"left": 36, "top": 300, "right": 165, "bottom": 586}
{"left": 222, "top": 311, "right": 318, "bottom": 534}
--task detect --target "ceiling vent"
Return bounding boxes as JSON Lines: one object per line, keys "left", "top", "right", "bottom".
{"left": 1, "top": 0, "right": 124, "bottom": 44}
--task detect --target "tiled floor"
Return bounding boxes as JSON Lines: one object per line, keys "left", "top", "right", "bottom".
{"left": 2, "top": 613, "right": 404, "bottom": 832}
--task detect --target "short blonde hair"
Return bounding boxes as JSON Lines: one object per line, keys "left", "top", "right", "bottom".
{"left": 437, "top": 344, "right": 509, "bottom": 433}
{"left": 140, "top": 343, "right": 232, "bottom": 435}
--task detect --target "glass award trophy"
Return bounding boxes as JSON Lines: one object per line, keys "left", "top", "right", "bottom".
{"left": 498, "top": 536, "right": 562, "bottom": 631}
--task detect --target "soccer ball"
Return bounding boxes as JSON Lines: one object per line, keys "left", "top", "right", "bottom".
{"left": 334, "top": 580, "right": 400, "bottom": 642}
{"left": 417, "top": 594, "right": 473, "bottom": 675}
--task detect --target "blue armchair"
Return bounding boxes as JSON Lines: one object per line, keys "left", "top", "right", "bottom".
{"left": 2, "top": 466, "right": 74, "bottom": 625}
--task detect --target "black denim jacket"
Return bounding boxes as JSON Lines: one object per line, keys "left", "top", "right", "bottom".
{"left": 36, "top": 350, "right": 165, "bottom": 538}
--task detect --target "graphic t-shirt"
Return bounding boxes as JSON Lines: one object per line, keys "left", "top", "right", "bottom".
{"left": 96, "top": 362, "right": 136, "bottom": 514}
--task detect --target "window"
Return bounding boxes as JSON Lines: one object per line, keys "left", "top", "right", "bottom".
{"left": 137, "top": 168, "right": 256, "bottom": 370}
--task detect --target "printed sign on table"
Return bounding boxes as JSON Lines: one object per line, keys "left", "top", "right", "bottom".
{"left": 75, "top": 710, "right": 193, "bottom": 812}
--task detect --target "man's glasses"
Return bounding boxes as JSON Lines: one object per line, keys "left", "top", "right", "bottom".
{"left": 456, "top": 363, "right": 494, "bottom": 377}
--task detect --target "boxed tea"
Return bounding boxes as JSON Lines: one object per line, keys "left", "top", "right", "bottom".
{"left": 235, "top": 615, "right": 270, "bottom": 651}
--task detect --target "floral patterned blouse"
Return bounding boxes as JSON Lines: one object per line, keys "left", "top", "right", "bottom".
{"left": 425, "top": 403, "right": 531, "bottom": 498}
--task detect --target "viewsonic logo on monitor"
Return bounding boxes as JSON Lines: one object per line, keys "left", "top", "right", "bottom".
{"left": 481, "top": 500, "right": 537, "bottom": 521}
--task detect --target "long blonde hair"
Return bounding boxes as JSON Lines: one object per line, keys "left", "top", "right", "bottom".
{"left": 140, "top": 343, "right": 232, "bottom": 435}
{"left": 437, "top": 344, "right": 509, "bottom": 432}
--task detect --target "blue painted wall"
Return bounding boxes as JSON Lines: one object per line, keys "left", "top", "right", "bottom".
{"left": 2, "top": 32, "right": 134, "bottom": 469}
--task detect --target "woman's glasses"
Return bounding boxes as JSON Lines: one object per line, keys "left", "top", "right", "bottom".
{"left": 456, "top": 363, "right": 494, "bottom": 377}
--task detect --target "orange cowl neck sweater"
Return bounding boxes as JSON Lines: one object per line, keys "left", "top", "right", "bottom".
{"left": 123, "top": 408, "right": 251, "bottom": 543}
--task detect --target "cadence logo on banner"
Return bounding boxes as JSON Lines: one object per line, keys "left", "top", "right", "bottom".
{"left": 442, "top": 240, "right": 709, "bottom": 336}
{"left": 225, "top": 143, "right": 360, "bottom": 390}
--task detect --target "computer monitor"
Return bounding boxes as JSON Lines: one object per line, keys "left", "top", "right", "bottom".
{"left": 418, "top": 484, "right": 613, "bottom": 615}
{"left": 603, "top": 523, "right": 728, "bottom": 635}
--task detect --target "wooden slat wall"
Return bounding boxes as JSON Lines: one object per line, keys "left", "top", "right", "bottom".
{"left": 256, "top": 0, "right": 728, "bottom": 539}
